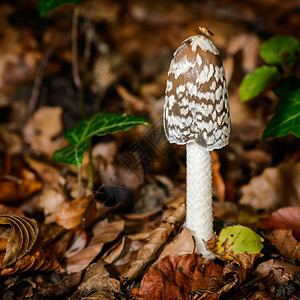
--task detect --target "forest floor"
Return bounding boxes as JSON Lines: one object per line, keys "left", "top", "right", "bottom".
{"left": 0, "top": 0, "right": 299, "bottom": 299}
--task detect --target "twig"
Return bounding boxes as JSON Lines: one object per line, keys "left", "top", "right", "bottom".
{"left": 72, "top": 6, "right": 82, "bottom": 91}
{"left": 28, "top": 47, "right": 54, "bottom": 115}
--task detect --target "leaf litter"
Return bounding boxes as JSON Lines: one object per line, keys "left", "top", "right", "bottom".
{"left": 0, "top": 0, "right": 300, "bottom": 299}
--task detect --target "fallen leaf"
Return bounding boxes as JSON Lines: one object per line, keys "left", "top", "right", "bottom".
{"left": 55, "top": 195, "right": 97, "bottom": 229}
{"left": 261, "top": 207, "right": 300, "bottom": 239}
{"left": 76, "top": 260, "right": 120, "bottom": 297}
{"left": 254, "top": 259, "right": 300, "bottom": 286}
{"left": 35, "top": 272, "right": 83, "bottom": 299}
{"left": 65, "top": 219, "right": 124, "bottom": 274}
{"left": 23, "top": 106, "right": 64, "bottom": 158}
{"left": 139, "top": 254, "right": 224, "bottom": 300}
{"left": 0, "top": 204, "right": 25, "bottom": 217}
{"left": 266, "top": 229, "right": 300, "bottom": 263}
{"left": 0, "top": 178, "right": 43, "bottom": 203}
{"left": 64, "top": 229, "right": 88, "bottom": 258}
{"left": 206, "top": 225, "right": 264, "bottom": 260}
{"left": 239, "top": 163, "right": 300, "bottom": 211}
{"left": 103, "top": 232, "right": 150, "bottom": 276}
{"left": 121, "top": 201, "right": 186, "bottom": 281}
{"left": 220, "top": 252, "right": 263, "bottom": 294}
{"left": 0, "top": 214, "right": 64, "bottom": 270}
{"left": 157, "top": 228, "right": 195, "bottom": 260}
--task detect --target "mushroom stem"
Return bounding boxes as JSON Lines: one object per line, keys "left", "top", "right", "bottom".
{"left": 186, "top": 141, "right": 214, "bottom": 259}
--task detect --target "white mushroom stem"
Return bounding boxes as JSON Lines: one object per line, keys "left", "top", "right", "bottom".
{"left": 186, "top": 141, "right": 215, "bottom": 259}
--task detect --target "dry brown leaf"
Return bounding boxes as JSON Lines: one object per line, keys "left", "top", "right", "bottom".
{"left": 240, "top": 163, "right": 300, "bottom": 211}
{"left": 65, "top": 219, "right": 124, "bottom": 274}
{"left": 0, "top": 215, "right": 26, "bottom": 267}
{"left": 254, "top": 259, "right": 300, "bottom": 286}
{"left": 0, "top": 178, "right": 43, "bottom": 203}
{"left": 266, "top": 229, "right": 300, "bottom": 263}
{"left": 261, "top": 207, "right": 300, "bottom": 239}
{"left": 157, "top": 228, "right": 195, "bottom": 260}
{"left": 55, "top": 195, "right": 97, "bottom": 229}
{"left": 103, "top": 233, "right": 150, "bottom": 276}
{"left": 64, "top": 229, "right": 88, "bottom": 258}
{"left": 220, "top": 252, "right": 263, "bottom": 294}
{"left": 121, "top": 201, "right": 186, "bottom": 281}
{"left": 76, "top": 260, "right": 120, "bottom": 297}
{"left": 0, "top": 204, "right": 25, "bottom": 217}
{"left": 139, "top": 253, "right": 224, "bottom": 300}
{"left": 0, "top": 246, "right": 60, "bottom": 275}
{"left": 0, "top": 135, "right": 11, "bottom": 181}
{"left": 23, "top": 106, "right": 64, "bottom": 158}
{"left": 35, "top": 271, "right": 83, "bottom": 299}
{"left": 23, "top": 156, "right": 61, "bottom": 187}
{"left": 0, "top": 215, "right": 64, "bottom": 270}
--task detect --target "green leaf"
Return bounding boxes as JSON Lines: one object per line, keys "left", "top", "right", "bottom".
{"left": 207, "top": 225, "right": 264, "bottom": 260}
{"left": 38, "top": 0, "right": 80, "bottom": 17}
{"left": 52, "top": 139, "right": 90, "bottom": 167}
{"left": 263, "top": 87, "right": 300, "bottom": 139}
{"left": 260, "top": 36, "right": 300, "bottom": 67}
{"left": 240, "top": 66, "right": 280, "bottom": 102}
{"left": 65, "top": 113, "right": 150, "bottom": 145}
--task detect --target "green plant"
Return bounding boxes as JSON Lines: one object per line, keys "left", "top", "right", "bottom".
{"left": 38, "top": 0, "right": 80, "bottom": 17}
{"left": 37, "top": 2, "right": 151, "bottom": 194}
{"left": 52, "top": 113, "right": 150, "bottom": 196}
{"left": 52, "top": 113, "right": 150, "bottom": 167}
{"left": 239, "top": 36, "right": 300, "bottom": 139}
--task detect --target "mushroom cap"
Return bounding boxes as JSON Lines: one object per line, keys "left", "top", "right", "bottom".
{"left": 163, "top": 33, "right": 230, "bottom": 151}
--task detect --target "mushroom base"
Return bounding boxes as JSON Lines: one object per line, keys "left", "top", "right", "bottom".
{"left": 185, "top": 141, "right": 214, "bottom": 259}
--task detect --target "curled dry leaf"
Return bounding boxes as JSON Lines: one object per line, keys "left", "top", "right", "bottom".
{"left": 254, "top": 259, "right": 300, "bottom": 286}
{"left": 240, "top": 163, "right": 300, "bottom": 211}
{"left": 103, "top": 232, "right": 151, "bottom": 276}
{"left": 261, "top": 207, "right": 300, "bottom": 239}
{"left": 266, "top": 229, "right": 300, "bottom": 263}
{"left": 220, "top": 252, "right": 263, "bottom": 294}
{"left": 139, "top": 253, "right": 224, "bottom": 300}
{"left": 55, "top": 195, "right": 97, "bottom": 229}
{"left": 0, "top": 246, "right": 60, "bottom": 275}
{"left": 0, "top": 214, "right": 38, "bottom": 268}
{"left": 121, "top": 201, "right": 186, "bottom": 282}
{"left": 65, "top": 219, "right": 124, "bottom": 274}
{"left": 76, "top": 260, "right": 120, "bottom": 297}
{"left": 0, "top": 214, "right": 65, "bottom": 271}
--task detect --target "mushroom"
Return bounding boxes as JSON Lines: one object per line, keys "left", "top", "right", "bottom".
{"left": 163, "top": 26, "right": 230, "bottom": 258}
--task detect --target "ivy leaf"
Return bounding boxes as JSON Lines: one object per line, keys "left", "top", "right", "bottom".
{"left": 38, "top": 0, "right": 80, "bottom": 17}
{"left": 262, "top": 87, "right": 300, "bottom": 139}
{"left": 206, "top": 225, "right": 264, "bottom": 261}
{"left": 260, "top": 36, "right": 300, "bottom": 67}
{"left": 239, "top": 66, "right": 280, "bottom": 102}
{"left": 52, "top": 139, "right": 90, "bottom": 167}
{"left": 64, "top": 113, "right": 150, "bottom": 145}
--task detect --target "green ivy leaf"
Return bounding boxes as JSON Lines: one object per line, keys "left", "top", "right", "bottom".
{"left": 52, "top": 139, "right": 90, "bottom": 167}
{"left": 260, "top": 36, "right": 300, "bottom": 67}
{"left": 38, "top": 0, "right": 80, "bottom": 17}
{"left": 206, "top": 225, "right": 264, "bottom": 260}
{"left": 263, "top": 87, "right": 300, "bottom": 139}
{"left": 64, "top": 113, "right": 150, "bottom": 145}
{"left": 240, "top": 66, "right": 280, "bottom": 102}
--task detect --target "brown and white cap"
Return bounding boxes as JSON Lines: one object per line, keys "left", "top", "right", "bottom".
{"left": 163, "top": 29, "right": 230, "bottom": 151}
